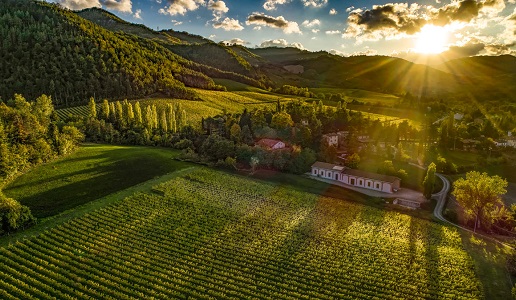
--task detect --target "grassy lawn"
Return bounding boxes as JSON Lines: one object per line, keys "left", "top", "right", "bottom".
{"left": 309, "top": 87, "right": 401, "bottom": 106}
{"left": 3, "top": 144, "right": 190, "bottom": 218}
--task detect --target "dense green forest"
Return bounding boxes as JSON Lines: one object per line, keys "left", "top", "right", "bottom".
{"left": 0, "top": 0, "right": 223, "bottom": 106}
{"left": 0, "top": 94, "right": 82, "bottom": 234}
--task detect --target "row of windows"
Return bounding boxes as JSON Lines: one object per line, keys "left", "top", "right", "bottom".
{"left": 313, "top": 169, "right": 383, "bottom": 190}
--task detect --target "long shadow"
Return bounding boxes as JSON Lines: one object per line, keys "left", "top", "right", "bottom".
{"left": 423, "top": 221, "right": 443, "bottom": 299}
{"left": 6, "top": 148, "right": 186, "bottom": 218}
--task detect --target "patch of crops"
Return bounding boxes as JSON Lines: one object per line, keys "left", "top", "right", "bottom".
{"left": 0, "top": 168, "right": 482, "bottom": 299}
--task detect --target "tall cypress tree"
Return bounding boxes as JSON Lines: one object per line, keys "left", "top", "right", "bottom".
{"left": 134, "top": 102, "right": 142, "bottom": 126}
{"left": 167, "top": 104, "right": 176, "bottom": 133}
{"left": 100, "top": 99, "right": 110, "bottom": 121}
{"left": 88, "top": 97, "right": 97, "bottom": 119}
{"left": 144, "top": 105, "right": 153, "bottom": 130}
{"left": 159, "top": 109, "right": 168, "bottom": 132}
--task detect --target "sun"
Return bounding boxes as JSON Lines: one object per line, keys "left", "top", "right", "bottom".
{"left": 414, "top": 25, "right": 449, "bottom": 54}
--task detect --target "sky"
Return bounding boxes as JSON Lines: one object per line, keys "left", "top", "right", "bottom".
{"left": 47, "top": 0, "right": 516, "bottom": 60}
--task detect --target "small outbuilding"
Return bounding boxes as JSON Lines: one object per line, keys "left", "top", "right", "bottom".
{"left": 256, "top": 139, "right": 286, "bottom": 150}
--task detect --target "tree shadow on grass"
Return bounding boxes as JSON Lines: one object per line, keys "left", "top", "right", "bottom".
{"left": 5, "top": 147, "right": 184, "bottom": 218}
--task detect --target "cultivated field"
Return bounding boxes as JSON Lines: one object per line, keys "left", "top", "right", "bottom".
{"left": 0, "top": 168, "right": 493, "bottom": 299}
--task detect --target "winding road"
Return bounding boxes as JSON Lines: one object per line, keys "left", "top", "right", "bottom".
{"left": 431, "top": 173, "right": 514, "bottom": 249}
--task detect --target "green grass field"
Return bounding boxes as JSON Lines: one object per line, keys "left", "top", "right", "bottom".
{"left": 310, "top": 87, "right": 401, "bottom": 106}
{"left": 1, "top": 167, "right": 510, "bottom": 299}
{"left": 3, "top": 144, "right": 190, "bottom": 218}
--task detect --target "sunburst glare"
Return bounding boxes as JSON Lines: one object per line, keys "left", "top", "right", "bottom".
{"left": 414, "top": 25, "right": 449, "bottom": 54}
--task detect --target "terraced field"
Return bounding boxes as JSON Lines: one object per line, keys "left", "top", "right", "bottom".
{"left": 0, "top": 168, "right": 488, "bottom": 299}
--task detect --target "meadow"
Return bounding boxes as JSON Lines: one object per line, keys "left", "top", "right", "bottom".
{"left": 3, "top": 144, "right": 189, "bottom": 218}
{"left": 0, "top": 167, "right": 510, "bottom": 299}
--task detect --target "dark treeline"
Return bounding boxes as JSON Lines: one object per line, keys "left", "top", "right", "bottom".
{"left": 0, "top": 94, "right": 83, "bottom": 235}
{"left": 0, "top": 0, "right": 225, "bottom": 107}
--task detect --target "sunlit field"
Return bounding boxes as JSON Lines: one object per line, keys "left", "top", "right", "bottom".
{"left": 0, "top": 168, "right": 494, "bottom": 299}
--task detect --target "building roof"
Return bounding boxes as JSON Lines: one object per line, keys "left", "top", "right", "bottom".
{"left": 257, "top": 138, "right": 284, "bottom": 148}
{"left": 311, "top": 161, "right": 345, "bottom": 171}
{"left": 342, "top": 169, "right": 400, "bottom": 183}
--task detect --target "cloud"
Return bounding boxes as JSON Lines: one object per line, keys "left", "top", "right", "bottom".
{"left": 501, "top": 9, "right": 516, "bottom": 43}
{"left": 159, "top": 0, "right": 204, "bottom": 16}
{"left": 208, "top": 0, "right": 228, "bottom": 13}
{"left": 133, "top": 8, "right": 142, "bottom": 19}
{"left": 343, "top": 0, "right": 509, "bottom": 43}
{"left": 246, "top": 13, "right": 301, "bottom": 34}
{"left": 329, "top": 49, "right": 345, "bottom": 56}
{"left": 329, "top": 8, "right": 337, "bottom": 15}
{"left": 344, "top": 3, "right": 427, "bottom": 42}
{"left": 54, "top": 0, "right": 101, "bottom": 10}
{"left": 302, "top": 19, "right": 321, "bottom": 28}
{"left": 312, "top": 29, "right": 320, "bottom": 33}
{"left": 263, "top": 0, "right": 290, "bottom": 11}
{"left": 213, "top": 17, "right": 244, "bottom": 31}
{"left": 325, "top": 30, "right": 340, "bottom": 35}
{"left": 258, "top": 38, "right": 304, "bottom": 49}
{"left": 301, "top": 0, "right": 327, "bottom": 8}
{"left": 171, "top": 19, "right": 183, "bottom": 25}
{"left": 222, "top": 38, "right": 249, "bottom": 45}
{"left": 102, "top": 0, "right": 132, "bottom": 13}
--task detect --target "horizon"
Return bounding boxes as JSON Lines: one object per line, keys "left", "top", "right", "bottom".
{"left": 45, "top": 0, "right": 516, "bottom": 62}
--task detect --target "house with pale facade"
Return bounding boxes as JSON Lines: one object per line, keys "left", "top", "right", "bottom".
{"left": 311, "top": 161, "right": 401, "bottom": 194}
{"left": 322, "top": 133, "right": 339, "bottom": 147}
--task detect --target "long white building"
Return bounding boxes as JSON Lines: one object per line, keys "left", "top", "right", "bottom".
{"left": 311, "top": 161, "right": 401, "bottom": 194}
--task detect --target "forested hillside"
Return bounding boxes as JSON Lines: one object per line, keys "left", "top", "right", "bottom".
{"left": 0, "top": 0, "right": 220, "bottom": 107}
{"left": 78, "top": 8, "right": 260, "bottom": 80}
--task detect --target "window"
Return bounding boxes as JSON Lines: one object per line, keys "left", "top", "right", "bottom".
{"left": 335, "top": 174, "right": 339, "bottom": 180}
{"left": 367, "top": 182, "right": 371, "bottom": 187}
{"left": 350, "top": 178, "right": 355, "bottom": 185}
{"left": 376, "top": 183, "right": 380, "bottom": 189}
{"left": 359, "top": 180, "right": 363, "bottom": 185}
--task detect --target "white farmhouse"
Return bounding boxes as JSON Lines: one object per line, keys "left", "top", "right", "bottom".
{"left": 256, "top": 139, "right": 286, "bottom": 150}
{"left": 311, "top": 161, "right": 401, "bottom": 194}
{"left": 322, "top": 133, "right": 339, "bottom": 147}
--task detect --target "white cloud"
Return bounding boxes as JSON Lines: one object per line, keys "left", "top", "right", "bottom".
{"left": 54, "top": 0, "right": 101, "bottom": 10}
{"left": 329, "top": 8, "right": 337, "bottom": 15}
{"left": 312, "top": 29, "right": 320, "bottom": 33}
{"left": 329, "top": 49, "right": 345, "bottom": 56}
{"left": 263, "top": 0, "right": 290, "bottom": 11}
{"left": 213, "top": 17, "right": 244, "bottom": 31}
{"left": 259, "top": 38, "right": 304, "bottom": 49}
{"left": 246, "top": 13, "right": 301, "bottom": 34}
{"left": 325, "top": 30, "right": 340, "bottom": 35}
{"left": 208, "top": 0, "right": 228, "bottom": 13}
{"left": 302, "top": 19, "right": 321, "bottom": 28}
{"left": 133, "top": 8, "right": 142, "bottom": 19}
{"left": 159, "top": 0, "right": 204, "bottom": 16}
{"left": 222, "top": 38, "right": 248, "bottom": 45}
{"left": 171, "top": 19, "right": 183, "bottom": 25}
{"left": 301, "top": 0, "right": 327, "bottom": 8}
{"left": 102, "top": 0, "right": 132, "bottom": 13}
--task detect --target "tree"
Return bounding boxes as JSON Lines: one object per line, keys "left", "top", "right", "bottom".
{"left": 100, "top": 99, "right": 110, "bottom": 121}
{"left": 422, "top": 162, "right": 436, "bottom": 199}
{"left": 134, "top": 101, "right": 143, "bottom": 125}
{"left": 270, "top": 111, "right": 293, "bottom": 130}
{"left": 452, "top": 171, "right": 508, "bottom": 232}
{"left": 346, "top": 153, "right": 360, "bottom": 169}
{"left": 230, "top": 123, "right": 241, "bottom": 143}
{"left": 88, "top": 97, "right": 97, "bottom": 119}
{"left": 167, "top": 104, "right": 176, "bottom": 133}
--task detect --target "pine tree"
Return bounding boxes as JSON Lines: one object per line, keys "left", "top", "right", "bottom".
{"left": 134, "top": 101, "right": 143, "bottom": 125}
{"left": 88, "top": 97, "right": 97, "bottom": 119}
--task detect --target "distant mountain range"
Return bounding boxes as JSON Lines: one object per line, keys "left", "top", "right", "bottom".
{"left": 1, "top": 0, "right": 514, "bottom": 106}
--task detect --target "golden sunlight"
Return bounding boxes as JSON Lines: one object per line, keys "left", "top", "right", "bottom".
{"left": 414, "top": 25, "right": 449, "bottom": 54}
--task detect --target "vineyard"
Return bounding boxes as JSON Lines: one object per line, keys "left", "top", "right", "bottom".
{"left": 0, "top": 168, "right": 485, "bottom": 299}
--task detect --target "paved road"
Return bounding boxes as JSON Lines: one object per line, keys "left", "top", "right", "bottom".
{"left": 432, "top": 173, "right": 449, "bottom": 223}
{"left": 431, "top": 173, "right": 514, "bottom": 249}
